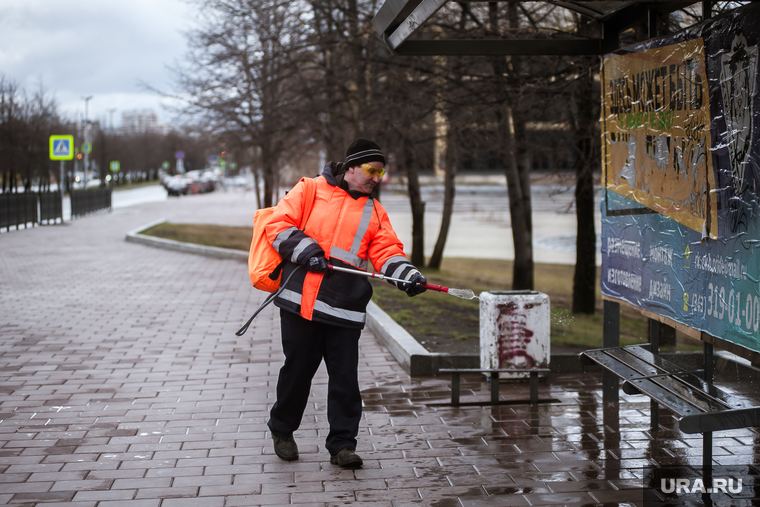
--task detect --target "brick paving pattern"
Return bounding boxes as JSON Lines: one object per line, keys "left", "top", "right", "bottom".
{"left": 1, "top": 191, "right": 759, "bottom": 506}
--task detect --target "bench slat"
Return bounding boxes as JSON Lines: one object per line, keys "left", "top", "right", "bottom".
{"left": 625, "top": 347, "right": 745, "bottom": 408}
{"left": 583, "top": 349, "right": 665, "bottom": 384}
{"left": 651, "top": 373, "right": 732, "bottom": 413}
{"left": 584, "top": 346, "right": 750, "bottom": 419}
{"left": 439, "top": 368, "right": 551, "bottom": 373}
{"left": 584, "top": 349, "right": 707, "bottom": 415}
{"left": 605, "top": 348, "right": 731, "bottom": 413}
{"left": 622, "top": 378, "right": 712, "bottom": 417}
{"left": 603, "top": 347, "right": 662, "bottom": 377}
{"left": 680, "top": 407, "right": 760, "bottom": 434}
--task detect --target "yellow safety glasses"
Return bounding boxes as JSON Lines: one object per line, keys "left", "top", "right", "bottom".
{"left": 359, "top": 163, "right": 386, "bottom": 179}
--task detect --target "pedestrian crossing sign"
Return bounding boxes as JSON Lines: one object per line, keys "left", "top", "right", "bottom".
{"left": 50, "top": 135, "right": 75, "bottom": 160}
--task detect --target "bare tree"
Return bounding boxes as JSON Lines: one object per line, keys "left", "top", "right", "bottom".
{"left": 174, "top": 0, "right": 308, "bottom": 207}
{"left": 428, "top": 119, "right": 457, "bottom": 269}
{"left": 419, "top": 2, "right": 603, "bottom": 294}
{"left": 567, "top": 16, "right": 601, "bottom": 314}
{"left": 423, "top": 2, "right": 552, "bottom": 288}
{"left": 375, "top": 60, "right": 437, "bottom": 266}
{"left": 0, "top": 76, "right": 63, "bottom": 193}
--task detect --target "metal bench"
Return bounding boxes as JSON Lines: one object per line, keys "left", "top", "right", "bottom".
{"left": 581, "top": 344, "right": 760, "bottom": 469}
{"left": 439, "top": 368, "right": 551, "bottom": 406}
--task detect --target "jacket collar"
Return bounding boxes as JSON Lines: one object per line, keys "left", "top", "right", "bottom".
{"left": 322, "top": 162, "right": 371, "bottom": 200}
{"left": 321, "top": 162, "right": 340, "bottom": 186}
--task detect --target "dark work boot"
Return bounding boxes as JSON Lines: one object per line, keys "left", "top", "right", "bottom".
{"left": 330, "top": 447, "right": 363, "bottom": 468}
{"left": 272, "top": 434, "right": 298, "bottom": 461}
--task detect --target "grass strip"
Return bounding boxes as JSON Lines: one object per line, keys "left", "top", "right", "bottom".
{"left": 141, "top": 222, "right": 252, "bottom": 252}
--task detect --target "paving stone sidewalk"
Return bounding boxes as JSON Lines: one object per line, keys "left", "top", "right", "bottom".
{"left": 2, "top": 191, "right": 759, "bottom": 506}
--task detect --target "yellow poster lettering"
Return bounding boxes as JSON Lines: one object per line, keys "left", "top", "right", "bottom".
{"left": 602, "top": 39, "right": 717, "bottom": 237}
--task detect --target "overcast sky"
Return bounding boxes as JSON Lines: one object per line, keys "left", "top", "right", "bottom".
{"left": 0, "top": 0, "right": 199, "bottom": 129}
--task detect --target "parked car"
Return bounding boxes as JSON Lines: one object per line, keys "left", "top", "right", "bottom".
{"left": 182, "top": 171, "right": 203, "bottom": 194}
{"left": 200, "top": 170, "right": 217, "bottom": 192}
{"left": 165, "top": 175, "right": 188, "bottom": 197}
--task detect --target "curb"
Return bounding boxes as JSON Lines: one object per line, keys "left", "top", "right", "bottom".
{"left": 125, "top": 220, "right": 248, "bottom": 262}
{"left": 126, "top": 222, "right": 760, "bottom": 379}
{"left": 366, "top": 301, "right": 483, "bottom": 376}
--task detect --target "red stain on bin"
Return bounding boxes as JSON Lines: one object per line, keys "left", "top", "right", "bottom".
{"left": 496, "top": 302, "right": 537, "bottom": 368}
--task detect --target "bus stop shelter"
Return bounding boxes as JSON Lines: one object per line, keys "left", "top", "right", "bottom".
{"left": 372, "top": 0, "right": 716, "bottom": 56}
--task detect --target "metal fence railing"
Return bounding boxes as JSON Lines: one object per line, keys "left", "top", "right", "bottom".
{"left": 40, "top": 191, "right": 63, "bottom": 224}
{"left": 70, "top": 188, "right": 112, "bottom": 218}
{"left": 1, "top": 192, "right": 40, "bottom": 232}
{"left": 1, "top": 188, "right": 110, "bottom": 232}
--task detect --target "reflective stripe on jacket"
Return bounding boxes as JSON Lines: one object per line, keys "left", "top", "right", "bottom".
{"left": 265, "top": 165, "right": 419, "bottom": 328}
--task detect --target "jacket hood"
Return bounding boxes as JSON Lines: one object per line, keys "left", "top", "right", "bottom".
{"left": 322, "top": 162, "right": 372, "bottom": 199}
{"left": 321, "top": 161, "right": 344, "bottom": 186}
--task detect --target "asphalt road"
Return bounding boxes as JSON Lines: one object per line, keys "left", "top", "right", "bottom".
{"left": 50, "top": 174, "right": 602, "bottom": 265}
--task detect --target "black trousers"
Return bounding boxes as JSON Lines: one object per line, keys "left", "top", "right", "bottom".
{"left": 267, "top": 309, "right": 362, "bottom": 455}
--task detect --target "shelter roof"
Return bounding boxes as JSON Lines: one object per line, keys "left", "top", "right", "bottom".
{"left": 372, "top": 0, "right": 712, "bottom": 55}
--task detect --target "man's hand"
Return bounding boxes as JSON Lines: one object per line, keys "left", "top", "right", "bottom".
{"left": 404, "top": 272, "right": 427, "bottom": 297}
{"left": 306, "top": 254, "right": 329, "bottom": 273}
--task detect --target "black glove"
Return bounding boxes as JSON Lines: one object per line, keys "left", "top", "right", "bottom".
{"left": 404, "top": 272, "right": 427, "bottom": 297}
{"left": 306, "top": 254, "right": 329, "bottom": 273}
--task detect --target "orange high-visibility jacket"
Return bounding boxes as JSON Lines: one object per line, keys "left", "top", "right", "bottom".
{"left": 265, "top": 165, "right": 420, "bottom": 329}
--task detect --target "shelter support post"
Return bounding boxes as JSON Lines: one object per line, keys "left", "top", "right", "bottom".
{"left": 603, "top": 300, "right": 620, "bottom": 403}
{"left": 490, "top": 372, "right": 499, "bottom": 405}
{"left": 649, "top": 319, "right": 660, "bottom": 431}
{"left": 451, "top": 372, "right": 460, "bottom": 406}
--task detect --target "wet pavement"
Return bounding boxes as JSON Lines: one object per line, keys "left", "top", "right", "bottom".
{"left": 1, "top": 188, "right": 759, "bottom": 506}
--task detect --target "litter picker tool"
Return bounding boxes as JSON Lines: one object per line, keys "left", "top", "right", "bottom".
{"left": 327, "top": 265, "right": 478, "bottom": 300}
{"left": 236, "top": 263, "right": 479, "bottom": 336}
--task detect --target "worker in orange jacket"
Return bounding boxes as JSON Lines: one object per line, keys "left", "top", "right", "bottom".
{"left": 265, "top": 139, "right": 427, "bottom": 468}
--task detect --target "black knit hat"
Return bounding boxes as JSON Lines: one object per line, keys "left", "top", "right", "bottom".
{"left": 345, "top": 139, "right": 385, "bottom": 167}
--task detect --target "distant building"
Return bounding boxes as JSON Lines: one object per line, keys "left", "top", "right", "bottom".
{"left": 121, "top": 109, "right": 165, "bottom": 134}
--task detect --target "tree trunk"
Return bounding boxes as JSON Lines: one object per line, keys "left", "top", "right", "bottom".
{"left": 573, "top": 150, "right": 596, "bottom": 313}
{"left": 504, "top": 105, "right": 534, "bottom": 290}
{"left": 428, "top": 125, "right": 456, "bottom": 269}
{"left": 346, "top": 0, "right": 365, "bottom": 130}
{"left": 571, "top": 61, "right": 598, "bottom": 314}
{"left": 261, "top": 143, "right": 276, "bottom": 208}
{"left": 572, "top": 137, "right": 596, "bottom": 314}
{"left": 253, "top": 168, "right": 262, "bottom": 210}
{"left": 514, "top": 113, "right": 532, "bottom": 240}
{"left": 490, "top": 2, "right": 534, "bottom": 290}
{"left": 493, "top": 90, "right": 533, "bottom": 290}
{"left": 403, "top": 138, "right": 425, "bottom": 267}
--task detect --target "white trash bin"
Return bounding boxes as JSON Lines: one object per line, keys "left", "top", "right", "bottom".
{"left": 480, "top": 290, "right": 551, "bottom": 379}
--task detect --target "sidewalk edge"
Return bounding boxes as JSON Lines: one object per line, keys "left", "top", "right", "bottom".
{"left": 125, "top": 220, "right": 248, "bottom": 262}
{"left": 366, "top": 300, "right": 439, "bottom": 376}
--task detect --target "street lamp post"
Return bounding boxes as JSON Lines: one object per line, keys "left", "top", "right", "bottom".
{"left": 107, "top": 108, "right": 117, "bottom": 131}
{"left": 81, "top": 95, "right": 93, "bottom": 189}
